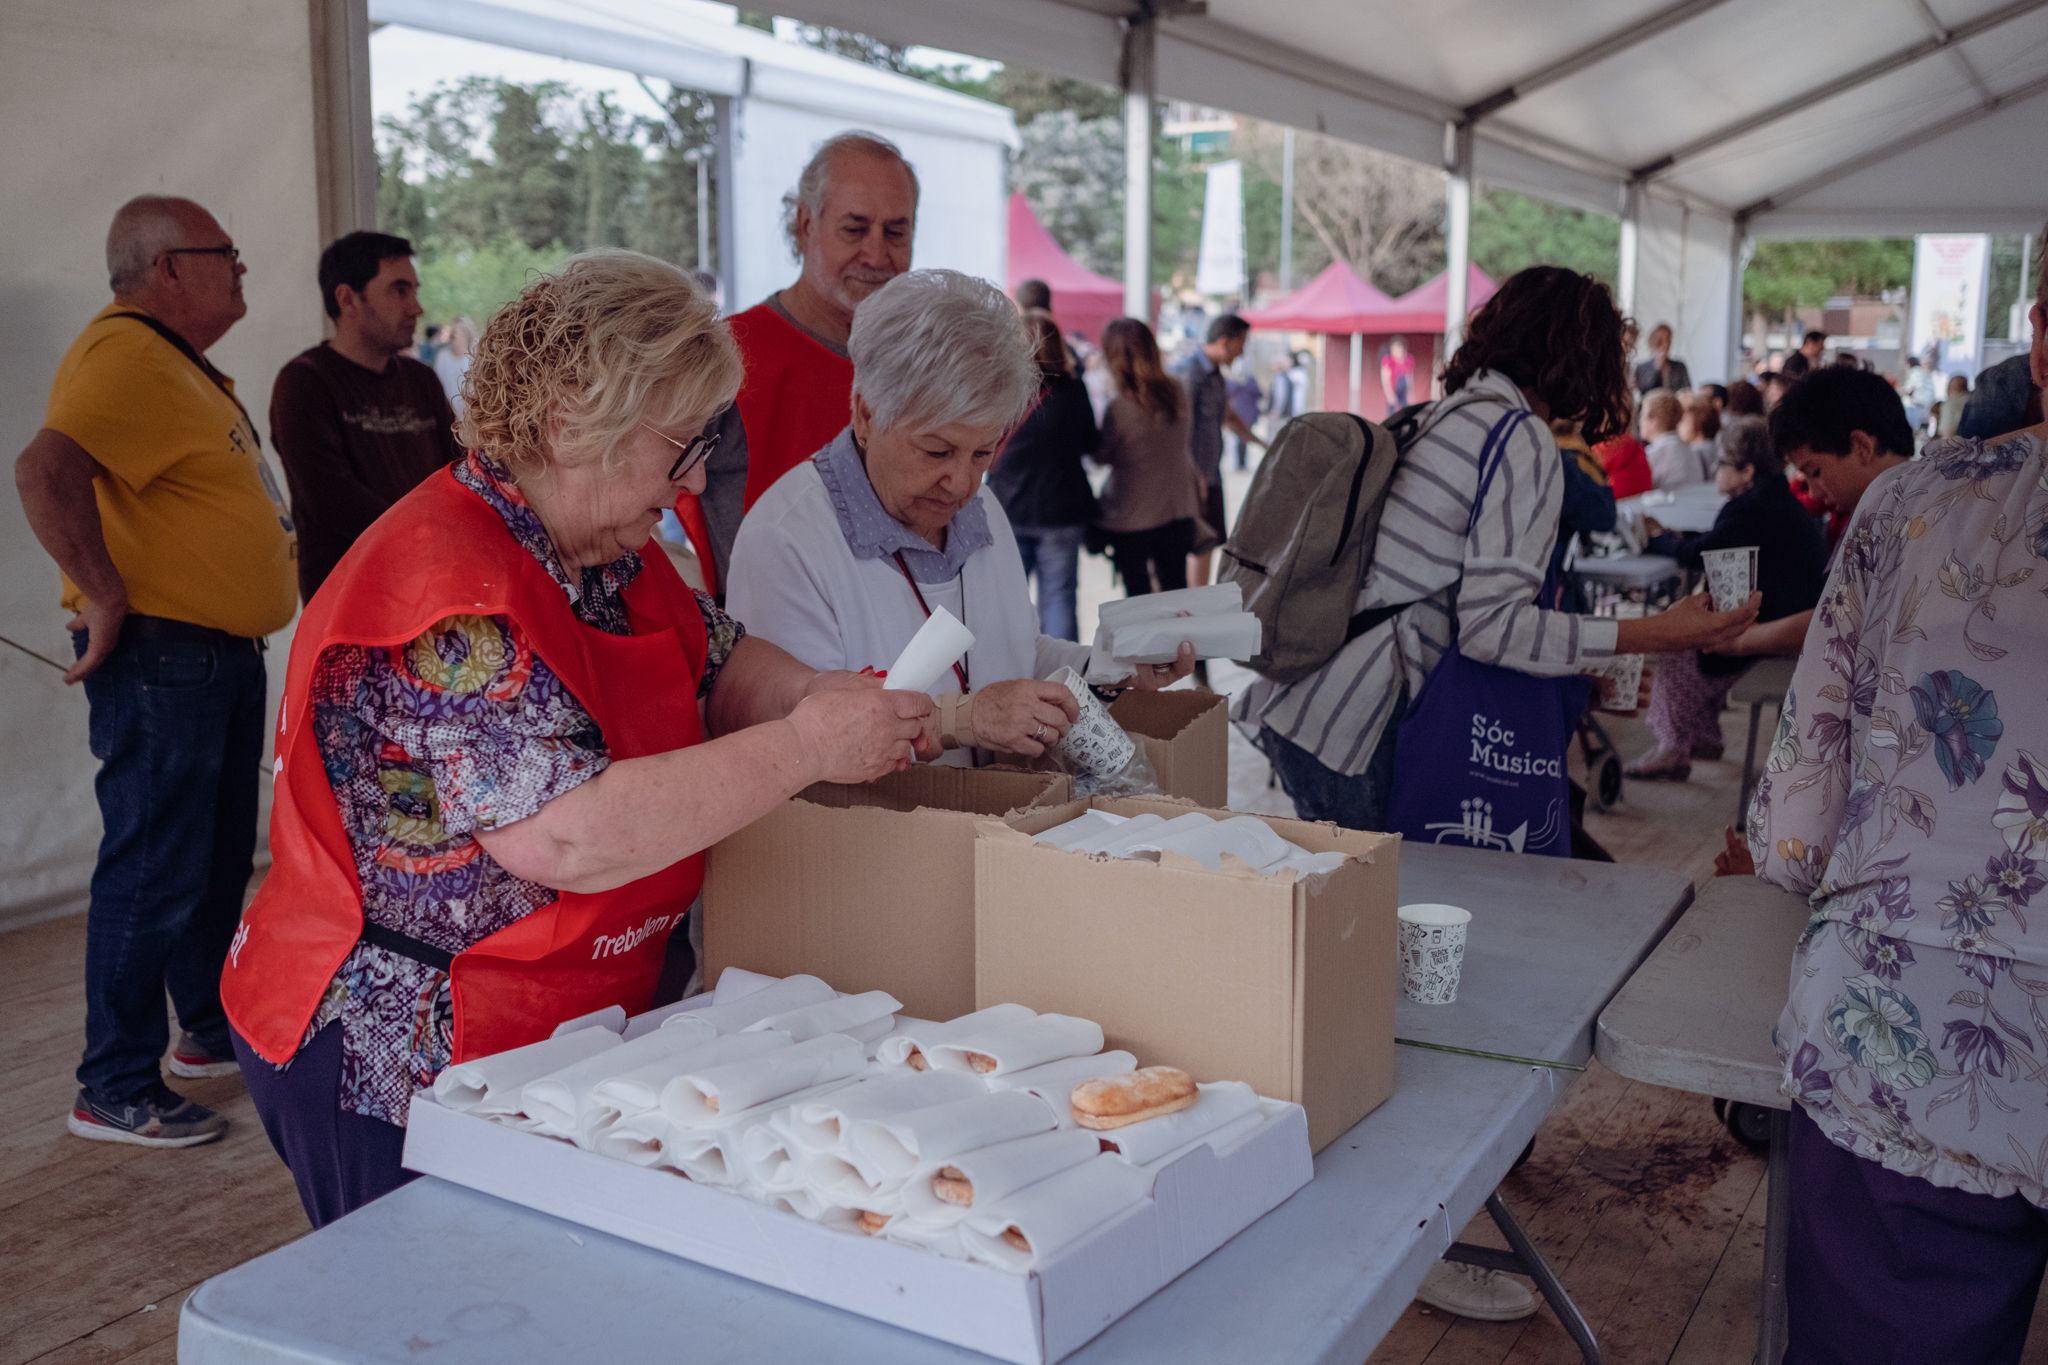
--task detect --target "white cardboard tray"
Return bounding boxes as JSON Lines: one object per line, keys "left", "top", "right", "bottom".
{"left": 402, "top": 1092, "right": 1311, "bottom": 1364}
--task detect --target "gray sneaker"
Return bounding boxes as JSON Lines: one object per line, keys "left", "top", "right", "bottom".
{"left": 68, "top": 1085, "right": 227, "bottom": 1148}
{"left": 169, "top": 1032, "right": 241, "bottom": 1079}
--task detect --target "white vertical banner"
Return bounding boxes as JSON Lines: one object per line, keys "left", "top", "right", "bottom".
{"left": 1910, "top": 234, "right": 1992, "bottom": 379}
{"left": 1195, "top": 159, "right": 1246, "bottom": 299}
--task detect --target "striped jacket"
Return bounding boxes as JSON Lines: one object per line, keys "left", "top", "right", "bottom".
{"left": 1236, "top": 369, "right": 1618, "bottom": 775}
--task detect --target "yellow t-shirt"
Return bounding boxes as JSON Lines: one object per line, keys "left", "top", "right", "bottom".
{"left": 44, "top": 305, "right": 298, "bottom": 638}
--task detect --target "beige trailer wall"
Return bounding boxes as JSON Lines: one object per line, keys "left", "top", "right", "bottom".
{"left": 0, "top": 1, "right": 328, "bottom": 928}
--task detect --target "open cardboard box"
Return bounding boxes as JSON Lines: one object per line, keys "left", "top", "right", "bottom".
{"left": 1107, "top": 689, "right": 1228, "bottom": 808}
{"left": 976, "top": 797, "right": 1399, "bottom": 1152}
{"left": 705, "top": 765, "right": 1070, "bottom": 1021}
{"left": 402, "top": 1088, "right": 1310, "bottom": 1365}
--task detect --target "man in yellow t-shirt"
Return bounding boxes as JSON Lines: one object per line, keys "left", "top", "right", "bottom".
{"left": 14, "top": 195, "right": 297, "bottom": 1149}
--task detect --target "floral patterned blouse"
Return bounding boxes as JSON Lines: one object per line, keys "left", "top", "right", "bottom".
{"left": 1751, "top": 429, "right": 2048, "bottom": 1202}
{"left": 300, "top": 451, "right": 743, "bottom": 1124}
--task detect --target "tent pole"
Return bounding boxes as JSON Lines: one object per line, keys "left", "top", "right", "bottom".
{"left": 1727, "top": 214, "right": 1753, "bottom": 381}
{"left": 1443, "top": 121, "right": 1474, "bottom": 354}
{"left": 1348, "top": 333, "right": 1362, "bottom": 414}
{"left": 1279, "top": 125, "right": 1296, "bottom": 293}
{"left": 712, "top": 92, "right": 738, "bottom": 312}
{"left": 310, "top": 0, "right": 376, "bottom": 242}
{"left": 1121, "top": 13, "right": 1157, "bottom": 323}
{"left": 1617, "top": 180, "right": 1642, "bottom": 319}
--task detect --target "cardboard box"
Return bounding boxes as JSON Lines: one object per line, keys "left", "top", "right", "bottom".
{"left": 976, "top": 798, "right": 1399, "bottom": 1152}
{"left": 705, "top": 765, "right": 1070, "bottom": 1021}
{"left": 402, "top": 1093, "right": 1312, "bottom": 1365}
{"left": 1108, "top": 688, "right": 1229, "bottom": 808}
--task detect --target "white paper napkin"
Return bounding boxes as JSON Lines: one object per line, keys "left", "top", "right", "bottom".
{"left": 872, "top": 1003, "right": 1038, "bottom": 1072}
{"left": 589, "top": 1109, "right": 681, "bottom": 1167}
{"left": 430, "top": 1026, "right": 620, "bottom": 1116}
{"left": 1089, "top": 812, "right": 1213, "bottom": 858}
{"left": 1105, "top": 612, "right": 1262, "bottom": 666}
{"left": 520, "top": 1025, "right": 721, "bottom": 1139}
{"left": 660, "top": 1033, "right": 866, "bottom": 1126}
{"left": 898, "top": 1127, "right": 1103, "bottom": 1225}
{"left": 882, "top": 1219, "right": 972, "bottom": 1260}
{"left": 660, "top": 974, "right": 835, "bottom": 1035}
{"left": 1265, "top": 849, "right": 1349, "bottom": 879}
{"left": 1141, "top": 1108, "right": 1267, "bottom": 1170}
{"left": 580, "top": 1030, "right": 793, "bottom": 1143}
{"left": 710, "top": 967, "right": 782, "bottom": 1003}
{"left": 885, "top": 606, "right": 974, "bottom": 693}
{"left": 960, "top": 1155, "right": 1156, "bottom": 1271}
{"left": 660, "top": 1077, "right": 857, "bottom": 1185}
{"left": 849, "top": 1091, "right": 1058, "bottom": 1184}
{"left": 928, "top": 1014, "right": 1104, "bottom": 1077}
{"left": 1063, "top": 812, "right": 1165, "bottom": 856}
{"left": 984, "top": 1050, "right": 1137, "bottom": 1124}
{"left": 1090, "top": 1082, "right": 1260, "bottom": 1166}
{"left": 789, "top": 1070, "right": 987, "bottom": 1153}
{"left": 744, "top": 990, "right": 900, "bottom": 1045}
{"left": 1030, "top": 810, "right": 1130, "bottom": 852}
{"left": 801, "top": 1147, "right": 913, "bottom": 1210}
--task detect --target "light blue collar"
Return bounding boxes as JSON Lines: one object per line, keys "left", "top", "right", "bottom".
{"left": 810, "top": 427, "right": 993, "bottom": 584}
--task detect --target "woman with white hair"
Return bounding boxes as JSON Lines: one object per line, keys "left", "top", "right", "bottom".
{"left": 727, "top": 269, "right": 1193, "bottom": 764}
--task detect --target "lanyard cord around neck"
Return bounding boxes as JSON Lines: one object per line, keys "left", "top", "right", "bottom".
{"left": 890, "top": 551, "right": 969, "bottom": 692}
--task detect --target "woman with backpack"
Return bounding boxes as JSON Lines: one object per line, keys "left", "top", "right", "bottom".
{"left": 1091, "top": 317, "right": 1201, "bottom": 596}
{"left": 1238, "top": 266, "right": 1759, "bottom": 838}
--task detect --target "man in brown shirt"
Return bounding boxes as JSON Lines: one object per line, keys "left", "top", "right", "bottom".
{"left": 271, "top": 231, "right": 458, "bottom": 600}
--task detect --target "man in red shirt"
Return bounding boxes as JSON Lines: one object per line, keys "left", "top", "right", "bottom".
{"left": 678, "top": 131, "right": 919, "bottom": 594}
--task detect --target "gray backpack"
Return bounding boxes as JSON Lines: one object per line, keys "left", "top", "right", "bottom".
{"left": 1219, "top": 410, "right": 1406, "bottom": 683}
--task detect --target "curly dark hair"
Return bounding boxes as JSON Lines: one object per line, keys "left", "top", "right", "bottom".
{"left": 1440, "top": 266, "right": 1632, "bottom": 444}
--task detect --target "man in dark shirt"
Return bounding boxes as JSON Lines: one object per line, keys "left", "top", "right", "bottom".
{"left": 271, "top": 231, "right": 458, "bottom": 600}
{"left": 1174, "top": 313, "right": 1263, "bottom": 589}
{"left": 1779, "top": 329, "right": 1826, "bottom": 379}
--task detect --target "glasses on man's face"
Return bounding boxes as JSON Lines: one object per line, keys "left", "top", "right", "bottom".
{"left": 164, "top": 244, "right": 242, "bottom": 267}
{"left": 643, "top": 422, "right": 720, "bottom": 483}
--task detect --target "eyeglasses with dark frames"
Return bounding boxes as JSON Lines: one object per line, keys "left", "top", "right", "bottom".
{"left": 163, "top": 244, "right": 242, "bottom": 266}
{"left": 642, "top": 421, "right": 721, "bottom": 482}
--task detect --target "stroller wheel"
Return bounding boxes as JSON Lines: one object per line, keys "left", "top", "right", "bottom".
{"left": 1594, "top": 754, "right": 1624, "bottom": 811}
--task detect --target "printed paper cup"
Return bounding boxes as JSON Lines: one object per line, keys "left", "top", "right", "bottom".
{"left": 1701, "top": 546, "right": 1759, "bottom": 612}
{"left": 1048, "top": 667, "right": 1136, "bottom": 779}
{"left": 1397, "top": 903, "right": 1471, "bottom": 1005}
{"left": 1597, "top": 654, "right": 1645, "bottom": 714}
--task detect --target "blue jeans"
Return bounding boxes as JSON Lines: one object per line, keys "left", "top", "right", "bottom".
{"left": 1258, "top": 715, "right": 1402, "bottom": 832}
{"left": 1011, "top": 524, "right": 1084, "bottom": 642}
{"left": 74, "top": 623, "right": 267, "bottom": 1103}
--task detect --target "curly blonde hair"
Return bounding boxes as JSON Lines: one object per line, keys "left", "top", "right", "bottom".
{"left": 457, "top": 250, "right": 742, "bottom": 479}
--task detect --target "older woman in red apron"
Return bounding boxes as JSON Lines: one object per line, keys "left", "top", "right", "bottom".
{"left": 222, "top": 251, "right": 931, "bottom": 1227}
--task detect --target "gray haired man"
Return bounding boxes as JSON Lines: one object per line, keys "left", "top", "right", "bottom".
{"left": 674, "top": 130, "right": 919, "bottom": 593}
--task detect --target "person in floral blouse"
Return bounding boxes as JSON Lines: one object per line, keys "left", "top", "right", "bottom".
{"left": 1752, "top": 229, "right": 2048, "bottom": 1364}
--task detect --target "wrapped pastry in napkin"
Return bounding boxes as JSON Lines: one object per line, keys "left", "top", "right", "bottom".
{"left": 882, "top": 1219, "right": 972, "bottom": 1260}
{"left": 1088, "top": 1082, "right": 1261, "bottom": 1166}
{"left": 742, "top": 989, "right": 900, "bottom": 1045}
{"left": 872, "top": 1003, "right": 1036, "bottom": 1072}
{"left": 579, "top": 1030, "right": 793, "bottom": 1144}
{"left": 848, "top": 1090, "right": 1057, "bottom": 1184}
{"left": 520, "top": 1025, "right": 727, "bottom": 1138}
{"left": 660, "top": 1033, "right": 865, "bottom": 1126}
{"left": 658, "top": 974, "right": 834, "bottom": 1037}
{"left": 431, "top": 1026, "right": 619, "bottom": 1117}
{"left": 898, "top": 1127, "right": 1102, "bottom": 1225}
{"left": 1030, "top": 810, "right": 1130, "bottom": 853}
{"left": 657, "top": 1076, "right": 858, "bottom": 1186}
{"left": 926, "top": 1014, "right": 1104, "bottom": 1077}
{"left": 959, "top": 1155, "right": 1156, "bottom": 1271}
{"left": 788, "top": 1070, "right": 986, "bottom": 1153}
{"left": 983, "top": 1050, "right": 1136, "bottom": 1124}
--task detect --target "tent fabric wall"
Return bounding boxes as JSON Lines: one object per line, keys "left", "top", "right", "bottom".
{"left": 0, "top": 1, "right": 324, "bottom": 929}
{"left": 1631, "top": 192, "right": 1738, "bottom": 387}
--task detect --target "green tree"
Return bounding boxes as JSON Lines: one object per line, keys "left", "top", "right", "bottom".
{"left": 1469, "top": 189, "right": 1618, "bottom": 286}
{"left": 1744, "top": 239, "right": 1911, "bottom": 320}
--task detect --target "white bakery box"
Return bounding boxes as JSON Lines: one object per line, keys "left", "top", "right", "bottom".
{"left": 401, "top": 1041, "right": 1311, "bottom": 1365}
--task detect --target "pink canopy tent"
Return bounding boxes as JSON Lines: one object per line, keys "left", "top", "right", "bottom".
{"left": 1006, "top": 192, "right": 1125, "bottom": 343}
{"left": 1371, "top": 264, "right": 1500, "bottom": 333}
{"left": 1241, "top": 259, "right": 1393, "bottom": 333}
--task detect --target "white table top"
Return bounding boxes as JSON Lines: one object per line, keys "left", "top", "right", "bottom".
{"left": 1619, "top": 485, "right": 1726, "bottom": 534}
{"left": 179, "top": 1046, "right": 1558, "bottom": 1365}
{"left": 1594, "top": 875, "right": 1809, "bottom": 1108}
{"left": 1571, "top": 552, "right": 1682, "bottom": 590}
{"left": 1398, "top": 843, "right": 1695, "bottom": 1067}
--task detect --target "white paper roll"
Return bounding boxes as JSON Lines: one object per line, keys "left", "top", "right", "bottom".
{"left": 849, "top": 1091, "right": 1058, "bottom": 1184}
{"left": 743, "top": 989, "right": 900, "bottom": 1044}
{"left": 960, "top": 1155, "right": 1155, "bottom": 1271}
{"left": 788, "top": 1069, "right": 988, "bottom": 1153}
{"left": 660, "top": 974, "right": 835, "bottom": 1035}
{"left": 580, "top": 1030, "right": 794, "bottom": 1143}
{"left": 927, "top": 1014, "right": 1105, "bottom": 1077}
{"left": 872, "top": 1003, "right": 1038, "bottom": 1072}
{"left": 661, "top": 1033, "right": 866, "bottom": 1126}
{"left": 884, "top": 605, "right": 975, "bottom": 694}
{"left": 431, "top": 1026, "right": 620, "bottom": 1116}
{"left": 898, "top": 1127, "right": 1103, "bottom": 1224}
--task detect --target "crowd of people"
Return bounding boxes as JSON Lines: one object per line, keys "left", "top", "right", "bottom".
{"left": 12, "top": 119, "right": 2048, "bottom": 1364}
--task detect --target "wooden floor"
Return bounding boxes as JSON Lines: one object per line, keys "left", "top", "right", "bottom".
{"left": 7, "top": 682, "right": 2047, "bottom": 1363}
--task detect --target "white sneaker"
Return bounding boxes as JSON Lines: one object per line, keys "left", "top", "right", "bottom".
{"left": 1416, "top": 1260, "right": 1538, "bottom": 1322}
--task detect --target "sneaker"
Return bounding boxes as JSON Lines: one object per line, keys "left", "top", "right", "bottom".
{"left": 169, "top": 1033, "right": 241, "bottom": 1080}
{"left": 68, "top": 1086, "right": 227, "bottom": 1148}
{"left": 1417, "top": 1261, "right": 1538, "bottom": 1322}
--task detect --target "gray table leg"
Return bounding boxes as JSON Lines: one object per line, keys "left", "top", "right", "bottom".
{"left": 1757, "top": 1108, "right": 1791, "bottom": 1365}
{"left": 1738, "top": 700, "right": 1765, "bottom": 825}
{"left": 1445, "top": 1192, "right": 1601, "bottom": 1364}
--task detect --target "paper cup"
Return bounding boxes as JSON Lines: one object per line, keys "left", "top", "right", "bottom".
{"left": 1048, "top": 667, "right": 1136, "bottom": 778}
{"left": 1597, "top": 654, "right": 1645, "bottom": 714}
{"left": 1398, "top": 903, "right": 1471, "bottom": 1005}
{"left": 1700, "top": 546, "right": 1759, "bottom": 612}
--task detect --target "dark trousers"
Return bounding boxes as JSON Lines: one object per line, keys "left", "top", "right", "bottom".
{"left": 74, "top": 623, "right": 265, "bottom": 1103}
{"left": 1259, "top": 720, "right": 1401, "bottom": 833}
{"left": 1011, "top": 524, "right": 1084, "bottom": 641}
{"left": 233, "top": 1024, "right": 412, "bottom": 1229}
{"left": 1106, "top": 518, "right": 1194, "bottom": 597}
{"left": 1788, "top": 1104, "right": 2048, "bottom": 1364}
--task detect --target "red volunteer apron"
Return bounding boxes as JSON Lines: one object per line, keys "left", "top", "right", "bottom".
{"left": 675, "top": 300, "right": 855, "bottom": 595}
{"left": 223, "top": 465, "right": 708, "bottom": 1066}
